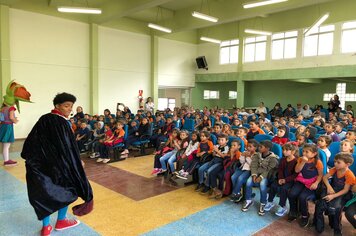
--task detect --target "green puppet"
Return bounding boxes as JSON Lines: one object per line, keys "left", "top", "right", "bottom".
{"left": 1, "top": 80, "right": 31, "bottom": 166}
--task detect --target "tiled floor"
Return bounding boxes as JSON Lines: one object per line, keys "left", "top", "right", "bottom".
{"left": 1, "top": 140, "right": 355, "bottom": 236}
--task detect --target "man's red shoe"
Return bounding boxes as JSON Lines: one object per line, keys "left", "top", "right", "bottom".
{"left": 41, "top": 225, "right": 52, "bottom": 236}
{"left": 55, "top": 218, "right": 80, "bottom": 231}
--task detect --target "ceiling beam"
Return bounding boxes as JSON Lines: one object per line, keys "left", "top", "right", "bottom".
{"left": 92, "top": 0, "right": 174, "bottom": 24}
{"left": 292, "top": 79, "right": 323, "bottom": 83}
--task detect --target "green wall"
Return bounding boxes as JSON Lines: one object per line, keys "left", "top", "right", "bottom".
{"left": 191, "top": 79, "right": 356, "bottom": 110}
{"left": 192, "top": 81, "right": 237, "bottom": 109}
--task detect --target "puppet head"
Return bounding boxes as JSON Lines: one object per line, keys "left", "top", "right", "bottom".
{"left": 3, "top": 80, "right": 32, "bottom": 112}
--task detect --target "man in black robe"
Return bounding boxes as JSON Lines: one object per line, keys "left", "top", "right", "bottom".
{"left": 21, "top": 93, "right": 93, "bottom": 236}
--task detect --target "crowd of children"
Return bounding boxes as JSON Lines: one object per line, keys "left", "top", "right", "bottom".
{"left": 71, "top": 101, "right": 356, "bottom": 235}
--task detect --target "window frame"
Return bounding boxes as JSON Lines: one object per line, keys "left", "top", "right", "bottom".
{"left": 271, "top": 30, "right": 298, "bottom": 60}
{"left": 303, "top": 24, "right": 335, "bottom": 57}
{"left": 243, "top": 35, "right": 267, "bottom": 63}
{"left": 219, "top": 39, "right": 239, "bottom": 65}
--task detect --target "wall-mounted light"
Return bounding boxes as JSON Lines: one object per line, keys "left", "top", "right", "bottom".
{"left": 244, "top": 29, "right": 272, "bottom": 36}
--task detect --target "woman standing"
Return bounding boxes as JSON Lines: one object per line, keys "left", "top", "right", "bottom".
{"left": 145, "top": 97, "right": 154, "bottom": 113}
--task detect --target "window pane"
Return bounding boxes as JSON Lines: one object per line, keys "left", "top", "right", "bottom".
{"left": 158, "top": 98, "right": 168, "bottom": 110}
{"left": 210, "top": 91, "right": 219, "bottom": 99}
{"left": 285, "top": 30, "right": 298, "bottom": 37}
{"left": 256, "top": 36, "right": 267, "bottom": 42}
{"left": 342, "top": 29, "right": 356, "bottom": 53}
{"left": 231, "top": 39, "right": 239, "bottom": 45}
{"left": 203, "top": 90, "right": 210, "bottom": 99}
{"left": 221, "top": 41, "right": 230, "bottom": 47}
{"left": 229, "top": 91, "right": 237, "bottom": 99}
{"left": 245, "top": 37, "right": 255, "bottom": 43}
{"left": 304, "top": 27, "right": 318, "bottom": 35}
{"left": 230, "top": 46, "right": 239, "bottom": 63}
{"left": 272, "top": 40, "right": 284, "bottom": 60}
{"left": 272, "top": 33, "right": 284, "bottom": 40}
{"left": 318, "top": 32, "right": 333, "bottom": 55}
{"left": 244, "top": 44, "right": 255, "bottom": 62}
{"left": 220, "top": 47, "right": 230, "bottom": 64}
{"left": 255, "top": 42, "right": 266, "bottom": 61}
{"left": 284, "top": 38, "right": 297, "bottom": 58}
{"left": 320, "top": 25, "right": 335, "bottom": 33}
{"left": 304, "top": 35, "right": 318, "bottom": 57}
{"left": 343, "top": 21, "right": 356, "bottom": 29}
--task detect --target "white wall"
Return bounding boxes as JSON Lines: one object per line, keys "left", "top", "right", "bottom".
{"left": 10, "top": 9, "right": 89, "bottom": 138}
{"left": 98, "top": 27, "right": 151, "bottom": 114}
{"left": 158, "top": 38, "right": 197, "bottom": 87}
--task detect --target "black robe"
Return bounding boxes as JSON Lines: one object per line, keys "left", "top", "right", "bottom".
{"left": 21, "top": 113, "right": 93, "bottom": 220}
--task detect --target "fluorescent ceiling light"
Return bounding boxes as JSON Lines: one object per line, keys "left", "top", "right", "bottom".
{"left": 304, "top": 13, "right": 330, "bottom": 37}
{"left": 58, "top": 6, "right": 102, "bottom": 14}
{"left": 192, "top": 11, "right": 218, "bottom": 23}
{"left": 148, "top": 23, "right": 172, "bottom": 33}
{"left": 245, "top": 29, "right": 272, "bottom": 36}
{"left": 200, "top": 37, "right": 221, "bottom": 44}
{"left": 243, "top": 0, "right": 288, "bottom": 9}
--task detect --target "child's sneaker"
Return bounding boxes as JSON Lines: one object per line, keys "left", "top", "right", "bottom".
{"left": 299, "top": 216, "right": 309, "bottom": 227}
{"left": 275, "top": 206, "right": 288, "bottom": 217}
{"left": 96, "top": 158, "right": 103, "bottom": 163}
{"left": 41, "top": 225, "right": 52, "bottom": 236}
{"left": 4, "top": 160, "right": 17, "bottom": 166}
{"left": 200, "top": 186, "right": 210, "bottom": 194}
{"left": 195, "top": 184, "right": 203, "bottom": 192}
{"left": 151, "top": 168, "right": 160, "bottom": 175}
{"left": 241, "top": 200, "right": 253, "bottom": 212}
{"left": 258, "top": 203, "right": 266, "bottom": 216}
{"left": 208, "top": 188, "right": 220, "bottom": 199}
{"left": 287, "top": 212, "right": 297, "bottom": 222}
{"left": 55, "top": 218, "right": 80, "bottom": 231}
{"left": 90, "top": 152, "right": 99, "bottom": 159}
{"left": 102, "top": 158, "right": 110, "bottom": 163}
{"left": 264, "top": 202, "right": 275, "bottom": 212}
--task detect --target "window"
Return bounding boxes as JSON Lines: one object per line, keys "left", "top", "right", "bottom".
{"left": 271, "top": 31, "right": 298, "bottom": 60}
{"left": 157, "top": 98, "right": 176, "bottom": 110}
{"left": 229, "top": 91, "right": 237, "bottom": 99}
{"left": 244, "top": 36, "right": 267, "bottom": 62}
{"left": 220, "top": 39, "right": 239, "bottom": 64}
{"left": 323, "top": 83, "right": 356, "bottom": 109}
{"left": 303, "top": 25, "right": 334, "bottom": 57}
{"left": 341, "top": 21, "right": 356, "bottom": 53}
{"left": 204, "top": 90, "right": 220, "bottom": 99}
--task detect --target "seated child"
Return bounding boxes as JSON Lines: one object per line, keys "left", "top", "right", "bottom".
{"left": 262, "top": 123, "right": 274, "bottom": 136}
{"left": 344, "top": 183, "right": 356, "bottom": 230}
{"left": 196, "top": 134, "right": 229, "bottom": 194}
{"left": 151, "top": 129, "right": 178, "bottom": 175}
{"left": 305, "top": 126, "right": 317, "bottom": 143}
{"left": 230, "top": 139, "right": 258, "bottom": 203}
{"left": 296, "top": 134, "right": 307, "bottom": 148}
{"left": 121, "top": 117, "right": 150, "bottom": 156}
{"left": 222, "top": 124, "right": 232, "bottom": 136}
{"left": 97, "top": 121, "right": 125, "bottom": 163}
{"left": 317, "top": 135, "right": 332, "bottom": 163}
{"left": 314, "top": 153, "right": 355, "bottom": 235}
{"left": 242, "top": 140, "right": 279, "bottom": 216}
{"left": 176, "top": 131, "right": 200, "bottom": 178}
{"left": 335, "top": 122, "right": 347, "bottom": 140}
{"left": 214, "top": 140, "right": 242, "bottom": 198}
{"left": 158, "top": 130, "right": 189, "bottom": 174}
{"left": 345, "top": 129, "right": 356, "bottom": 145}
{"left": 264, "top": 143, "right": 298, "bottom": 217}
{"left": 75, "top": 120, "right": 90, "bottom": 152}
{"left": 236, "top": 127, "right": 248, "bottom": 147}
{"left": 324, "top": 123, "right": 341, "bottom": 142}
{"left": 272, "top": 125, "right": 289, "bottom": 145}
{"left": 287, "top": 144, "right": 323, "bottom": 227}
{"left": 246, "top": 120, "right": 265, "bottom": 140}
{"left": 211, "top": 122, "right": 223, "bottom": 137}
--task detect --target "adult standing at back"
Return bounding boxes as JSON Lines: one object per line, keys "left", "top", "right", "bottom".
{"left": 329, "top": 94, "right": 340, "bottom": 112}
{"left": 74, "top": 106, "right": 84, "bottom": 121}
{"left": 145, "top": 97, "right": 154, "bottom": 113}
{"left": 255, "top": 102, "right": 267, "bottom": 115}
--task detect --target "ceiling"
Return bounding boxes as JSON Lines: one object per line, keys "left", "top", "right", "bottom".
{"left": 0, "top": 0, "right": 336, "bottom": 33}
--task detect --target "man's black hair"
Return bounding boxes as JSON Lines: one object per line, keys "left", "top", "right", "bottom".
{"left": 53, "top": 92, "right": 76, "bottom": 106}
